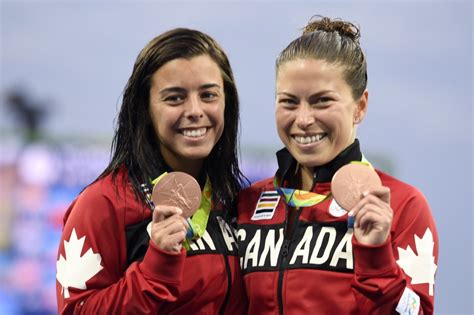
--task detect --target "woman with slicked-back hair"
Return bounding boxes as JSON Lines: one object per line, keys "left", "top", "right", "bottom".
{"left": 56, "top": 28, "right": 248, "bottom": 314}
{"left": 237, "top": 16, "right": 438, "bottom": 314}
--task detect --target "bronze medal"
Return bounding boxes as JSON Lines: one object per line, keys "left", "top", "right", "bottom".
{"left": 331, "top": 163, "right": 382, "bottom": 211}
{"left": 152, "top": 172, "right": 201, "bottom": 218}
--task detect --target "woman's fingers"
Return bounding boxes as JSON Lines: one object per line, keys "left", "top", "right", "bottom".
{"left": 355, "top": 203, "right": 391, "bottom": 229}
{"left": 153, "top": 205, "right": 182, "bottom": 223}
{"left": 151, "top": 206, "right": 189, "bottom": 253}
{"left": 349, "top": 186, "right": 390, "bottom": 217}
{"left": 348, "top": 186, "right": 393, "bottom": 245}
{"left": 364, "top": 186, "right": 390, "bottom": 204}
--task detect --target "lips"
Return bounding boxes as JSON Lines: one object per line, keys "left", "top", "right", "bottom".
{"left": 293, "top": 133, "right": 327, "bottom": 144}
{"left": 180, "top": 127, "right": 207, "bottom": 138}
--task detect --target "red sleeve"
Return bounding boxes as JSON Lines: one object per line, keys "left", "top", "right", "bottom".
{"left": 56, "top": 183, "right": 186, "bottom": 314}
{"left": 351, "top": 187, "right": 438, "bottom": 315}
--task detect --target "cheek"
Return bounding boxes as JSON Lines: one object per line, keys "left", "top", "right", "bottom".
{"left": 213, "top": 104, "right": 224, "bottom": 121}
{"left": 275, "top": 109, "right": 292, "bottom": 133}
{"left": 330, "top": 117, "right": 354, "bottom": 144}
{"left": 149, "top": 108, "right": 160, "bottom": 134}
{"left": 335, "top": 112, "right": 354, "bottom": 132}
{"left": 275, "top": 111, "right": 294, "bottom": 145}
{"left": 321, "top": 108, "right": 347, "bottom": 131}
{"left": 213, "top": 105, "right": 226, "bottom": 136}
{"left": 151, "top": 108, "right": 173, "bottom": 140}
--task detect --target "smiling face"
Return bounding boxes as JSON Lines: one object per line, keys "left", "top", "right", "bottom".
{"left": 149, "top": 54, "right": 225, "bottom": 175}
{"left": 275, "top": 58, "right": 368, "bottom": 170}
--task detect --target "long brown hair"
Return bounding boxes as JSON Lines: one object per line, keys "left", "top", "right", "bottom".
{"left": 99, "top": 28, "right": 246, "bottom": 209}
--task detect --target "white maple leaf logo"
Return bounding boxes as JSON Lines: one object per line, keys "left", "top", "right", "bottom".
{"left": 396, "top": 228, "right": 437, "bottom": 296}
{"left": 56, "top": 228, "right": 103, "bottom": 298}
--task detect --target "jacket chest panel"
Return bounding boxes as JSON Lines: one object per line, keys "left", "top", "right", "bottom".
{"left": 237, "top": 221, "right": 354, "bottom": 274}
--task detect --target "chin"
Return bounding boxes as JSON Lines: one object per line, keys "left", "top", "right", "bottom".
{"left": 182, "top": 150, "right": 213, "bottom": 161}
{"left": 295, "top": 155, "right": 329, "bottom": 168}
{"left": 299, "top": 160, "right": 319, "bottom": 168}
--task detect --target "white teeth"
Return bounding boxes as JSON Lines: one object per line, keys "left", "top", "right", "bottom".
{"left": 294, "top": 134, "right": 325, "bottom": 144}
{"left": 182, "top": 128, "right": 207, "bottom": 137}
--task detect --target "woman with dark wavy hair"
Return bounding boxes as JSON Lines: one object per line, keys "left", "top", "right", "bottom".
{"left": 56, "top": 28, "right": 247, "bottom": 314}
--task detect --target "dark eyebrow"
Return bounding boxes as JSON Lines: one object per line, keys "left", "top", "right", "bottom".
{"left": 276, "top": 92, "right": 298, "bottom": 98}
{"left": 277, "top": 90, "right": 335, "bottom": 100}
{"left": 159, "top": 87, "right": 187, "bottom": 95}
{"left": 159, "top": 84, "right": 221, "bottom": 95}
{"left": 199, "top": 83, "right": 221, "bottom": 90}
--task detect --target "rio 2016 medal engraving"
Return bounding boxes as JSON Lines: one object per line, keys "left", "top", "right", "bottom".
{"left": 331, "top": 163, "right": 382, "bottom": 211}
{"left": 152, "top": 172, "right": 201, "bottom": 219}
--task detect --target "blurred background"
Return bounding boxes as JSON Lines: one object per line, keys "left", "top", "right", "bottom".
{"left": 0, "top": 1, "right": 472, "bottom": 314}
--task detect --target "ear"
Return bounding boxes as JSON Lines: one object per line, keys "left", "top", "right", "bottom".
{"left": 353, "top": 90, "right": 369, "bottom": 124}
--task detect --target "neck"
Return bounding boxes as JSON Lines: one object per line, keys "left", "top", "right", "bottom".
{"left": 299, "top": 165, "right": 314, "bottom": 191}
{"left": 162, "top": 154, "right": 203, "bottom": 179}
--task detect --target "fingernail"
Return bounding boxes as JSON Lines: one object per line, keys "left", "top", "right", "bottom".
{"left": 348, "top": 210, "right": 353, "bottom": 216}
{"left": 362, "top": 191, "right": 369, "bottom": 196}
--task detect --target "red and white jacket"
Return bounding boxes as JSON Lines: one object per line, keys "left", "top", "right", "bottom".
{"left": 56, "top": 168, "right": 246, "bottom": 314}
{"left": 236, "top": 141, "right": 438, "bottom": 315}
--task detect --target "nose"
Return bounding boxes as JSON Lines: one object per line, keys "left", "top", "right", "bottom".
{"left": 295, "top": 104, "right": 314, "bottom": 129}
{"left": 184, "top": 95, "right": 204, "bottom": 119}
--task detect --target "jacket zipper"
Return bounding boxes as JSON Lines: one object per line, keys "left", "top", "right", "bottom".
{"left": 219, "top": 250, "right": 232, "bottom": 315}
{"left": 277, "top": 169, "right": 319, "bottom": 314}
{"left": 277, "top": 239, "right": 290, "bottom": 315}
{"left": 277, "top": 206, "right": 302, "bottom": 315}
{"left": 213, "top": 215, "right": 232, "bottom": 315}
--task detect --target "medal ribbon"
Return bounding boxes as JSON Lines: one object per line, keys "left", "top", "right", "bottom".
{"left": 151, "top": 172, "right": 212, "bottom": 250}
{"left": 273, "top": 177, "right": 330, "bottom": 207}
{"left": 273, "top": 157, "right": 372, "bottom": 208}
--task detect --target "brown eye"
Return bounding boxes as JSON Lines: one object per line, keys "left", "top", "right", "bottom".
{"left": 201, "top": 91, "right": 218, "bottom": 102}
{"left": 311, "top": 96, "right": 333, "bottom": 107}
{"left": 279, "top": 98, "right": 297, "bottom": 107}
{"left": 164, "top": 94, "right": 185, "bottom": 105}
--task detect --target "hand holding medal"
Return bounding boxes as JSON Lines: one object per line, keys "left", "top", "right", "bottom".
{"left": 331, "top": 163, "right": 393, "bottom": 245}
{"left": 150, "top": 172, "right": 202, "bottom": 253}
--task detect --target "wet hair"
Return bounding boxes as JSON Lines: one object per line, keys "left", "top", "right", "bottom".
{"left": 276, "top": 15, "right": 367, "bottom": 99}
{"left": 98, "top": 28, "right": 247, "bottom": 209}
